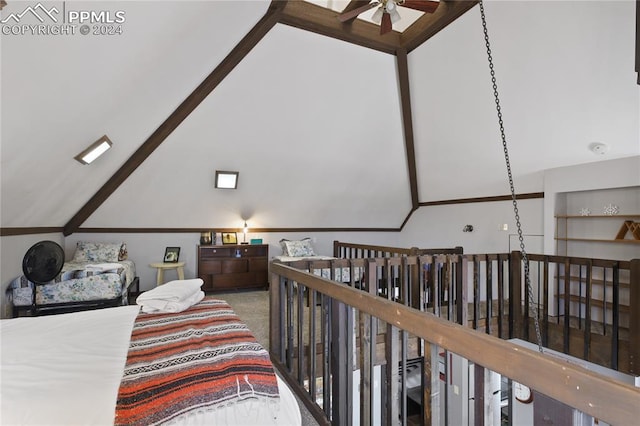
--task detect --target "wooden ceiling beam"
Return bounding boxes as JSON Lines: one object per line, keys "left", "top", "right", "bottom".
{"left": 396, "top": 48, "right": 419, "bottom": 211}
{"left": 279, "top": 1, "right": 478, "bottom": 55}
{"left": 279, "top": 0, "right": 401, "bottom": 55}
{"left": 400, "top": 0, "right": 479, "bottom": 53}
{"left": 342, "top": 0, "right": 375, "bottom": 15}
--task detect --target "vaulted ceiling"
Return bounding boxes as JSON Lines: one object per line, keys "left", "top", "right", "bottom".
{"left": 1, "top": 0, "right": 638, "bottom": 234}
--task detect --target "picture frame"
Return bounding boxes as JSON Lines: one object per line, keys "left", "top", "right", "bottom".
{"left": 164, "top": 247, "right": 181, "bottom": 263}
{"left": 221, "top": 232, "right": 238, "bottom": 245}
{"left": 200, "top": 232, "right": 212, "bottom": 245}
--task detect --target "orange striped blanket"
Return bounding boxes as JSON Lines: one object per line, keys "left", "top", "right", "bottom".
{"left": 114, "top": 297, "right": 279, "bottom": 425}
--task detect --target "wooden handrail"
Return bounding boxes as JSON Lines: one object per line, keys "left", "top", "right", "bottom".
{"left": 333, "top": 240, "right": 463, "bottom": 257}
{"left": 270, "top": 262, "right": 640, "bottom": 425}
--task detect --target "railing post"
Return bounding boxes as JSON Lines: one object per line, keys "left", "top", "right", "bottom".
{"left": 510, "top": 251, "right": 523, "bottom": 339}
{"left": 458, "top": 255, "right": 466, "bottom": 325}
{"left": 333, "top": 240, "right": 339, "bottom": 258}
{"left": 410, "top": 247, "right": 420, "bottom": 308}
{"left": 269, "top": 271, "right": 282, "bottom": 359}
{"left": 629, "top": 259, "right": 640, "bottom": 374}
{"left": 331, "top": 298, "right": 353, "bottom": 426}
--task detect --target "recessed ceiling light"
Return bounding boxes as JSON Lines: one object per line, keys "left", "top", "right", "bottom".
{"left": 215, "top": 171, "right": 239, "bottom": 189}
{"left": 74, "top": 135, "right": 112, "bottom": 165}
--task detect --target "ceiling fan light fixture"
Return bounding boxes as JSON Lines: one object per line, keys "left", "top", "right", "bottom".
{"left": 371, "top": 7, "right": 383, "bottom": 24}
{"left": 389, "top": 8, "right": 401, "bottom": 24}
{"left": 385, "top": 1, "right": 396, "bottom": 12}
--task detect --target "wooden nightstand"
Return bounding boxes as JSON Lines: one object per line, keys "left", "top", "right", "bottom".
{"left": 197, "top": 244, "right": 268, "bottom": 292}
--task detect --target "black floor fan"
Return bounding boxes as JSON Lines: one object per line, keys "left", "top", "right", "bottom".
{"left": 22, "top": 240, "right": 64, "bottom": 314}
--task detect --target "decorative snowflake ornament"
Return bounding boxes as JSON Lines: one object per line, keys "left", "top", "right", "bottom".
{"left": 603, "top": 204, "right": 619, "bottom": 216}
{"left": 579, "top": 208, "right": 591, "bottom": 216}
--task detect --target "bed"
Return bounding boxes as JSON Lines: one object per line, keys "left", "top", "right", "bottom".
{"left": 7, "top": 241, "right": 138, "bottom": 317}
{"left": 0, "top": 297, "right": 301, "bottom": 425}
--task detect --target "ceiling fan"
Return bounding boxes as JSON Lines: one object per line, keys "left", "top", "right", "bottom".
{"left": 337, "top": 0, "right": 440, "bottom": 35}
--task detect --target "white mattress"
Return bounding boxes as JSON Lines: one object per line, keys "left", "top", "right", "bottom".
{"left": 0, "top": 306, "right": 301, "bottom": 425}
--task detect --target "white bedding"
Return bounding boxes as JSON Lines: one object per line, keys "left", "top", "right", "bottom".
{"left": 0, "top": 306, "right": 301, "bottom": 425}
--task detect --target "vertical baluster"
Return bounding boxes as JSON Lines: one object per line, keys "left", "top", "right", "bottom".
{"left": 400, "top": 317, "right": 408, "bottom": 426}
{"left": 385, "top": 323, "right": 400, "bottom": 426}
{"left": 322, "top": 293, "right": 332, "bottom": 417}
{"left": 543, "top": 258, "right": 549, "bottom": 347}
{"left": 309, "top": 289, "right": 316, "bottom": 404}
{"left": 603, "top": 267, "right": 608, "bottom": 337}
{"left": 457, "top": 256, "right": 466, "bottom": 326}
{"left": 473, "top": 255, "right": 480, "bottom": 330}
{"left": 612, "top": 262, "right": 620, "bottom": 370}
{"left": 273, "top": 275, "right": 285, "bottom": 364}
{"left": 386, "top": 258, "right": 393, "bottom": 302}
{"left": 486, "top": 256, "right": 493, "bottom": 335}
{"left": 563, "top": 259, "right": 571, "bottom": 354}
{"left": 509, "top": 251, "right": 522, "bottom": 340}
{"left": 578, "top": 264, "right": 584, "bottom": 330}
{"left": 497, "top": 255, "right": 505, "bottom": 339}
{"left": 287, "top": 279, "right": 294, "bottom": 371}
{"left": 331, "top": 298, "right": 352, "bottom": 426}
{"left": 584, "top": 261, "right": 592, "bottom": 361}
{"left": 297, "top": 283, "right": 305, "bottom": 385}
{"left": 555, "top": 261, "right": 561, "bottom": 326}
{"left": 432, "top": 257, "right": 440, "bottom": 317}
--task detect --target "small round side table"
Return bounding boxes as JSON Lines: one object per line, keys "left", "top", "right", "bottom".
{"left": 149, "top": 261, "right": 186, "bottom": 286}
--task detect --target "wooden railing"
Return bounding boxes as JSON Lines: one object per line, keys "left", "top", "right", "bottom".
{"left": 270, "top": 261, "right": 640, "bottom": 425}
{"left": 332, "top": 241, "right": 463, "bottom": 309}
{"left": 509, "top": 252, "right": 640, "bottom": 373}
{"left": 333, "top": 240, "right": 463, "bottom": 258}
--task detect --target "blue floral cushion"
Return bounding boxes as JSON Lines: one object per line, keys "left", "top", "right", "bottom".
{"left": 281, "top": 238, "right": 316, "bottom": 257}
{"left": 72, "top": 241, "right": 123, "bottom": 262}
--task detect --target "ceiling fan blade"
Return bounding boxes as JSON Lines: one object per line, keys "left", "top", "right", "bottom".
{"left": 337, "top": 2, "right": 379, "bottom": 23}
{"left": 399, "top": 0, "right": 440, "bottom": 14}
{"left": 380, "top": 11, "right": 392, "bottom": 34}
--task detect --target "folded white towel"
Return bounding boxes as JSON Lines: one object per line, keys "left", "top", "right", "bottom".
{"left": 136, "top": 278, "right": 204, "bottom": 303}
{"left": 140, "top": 290, "right": 205, "bottom": 314}
{"left": 85, "top": 263, "right": 122, "bottom": 272}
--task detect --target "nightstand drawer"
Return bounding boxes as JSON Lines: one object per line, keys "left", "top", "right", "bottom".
{"left": 239, "top": 246, "right": 268, "bottom": 257}
{"left": 199, "top": 260, "right": 222, "bottom": 274}
{"left": 222, "top": 259, "right": 248, "bottom": 274}
{"left": 200, "top": 247, "right": 232, "bottom": 258}
{"left": 250, "top": 258, "right": 268, "bottom": 271}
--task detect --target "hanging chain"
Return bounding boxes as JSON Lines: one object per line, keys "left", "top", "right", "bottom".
{"left": 478, "top": 0, "right": 543, "bottom": 352}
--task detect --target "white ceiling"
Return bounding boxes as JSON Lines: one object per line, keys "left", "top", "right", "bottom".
{"left": 1, "top": 0, "right": 638, "bottom": 230}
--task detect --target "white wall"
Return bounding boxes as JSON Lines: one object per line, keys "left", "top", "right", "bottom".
{"left": 398, "top": 198, "right": 544, "bottom": 255}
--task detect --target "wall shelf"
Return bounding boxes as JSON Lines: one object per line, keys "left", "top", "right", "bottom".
{"left": 555, "top": 237, "right": 640, "bottom": 244}
{"left": 555, "top": 215, "right": 640, "bottom": 219}
{"left": 555, "top": 213, "right": 640, "bottom": 256}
